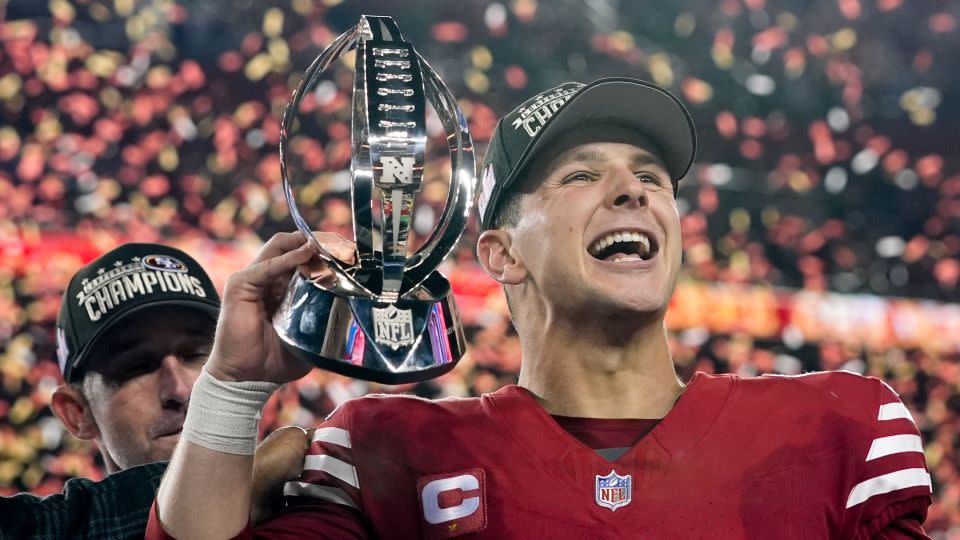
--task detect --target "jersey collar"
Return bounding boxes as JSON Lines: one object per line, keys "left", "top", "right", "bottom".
{"left": 483, "top": 372, "right": 734, "bottom": 486}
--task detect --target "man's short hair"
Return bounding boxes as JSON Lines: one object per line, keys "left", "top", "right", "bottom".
{"left": 489, "top": 188, "right": 526, "bottom": 230}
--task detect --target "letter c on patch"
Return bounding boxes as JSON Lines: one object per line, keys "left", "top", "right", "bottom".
{"left": 420, "top": 474, "right": 480, "bottom": 525}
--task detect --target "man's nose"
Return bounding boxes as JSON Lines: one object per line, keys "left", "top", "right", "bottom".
{"left": 605, "top": 166, "right": 649, "bottom": 209}
{"left": 157, "top": 355, "right": 195, "bottom": 410}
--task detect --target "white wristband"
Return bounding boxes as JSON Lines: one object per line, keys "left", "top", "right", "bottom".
{"left": 181, "top": 365, "right": 280, "bottom": 455}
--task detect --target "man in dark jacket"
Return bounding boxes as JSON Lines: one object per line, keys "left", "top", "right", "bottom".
{"left": 1, "top": 244, "right": 312, "bottom": 539}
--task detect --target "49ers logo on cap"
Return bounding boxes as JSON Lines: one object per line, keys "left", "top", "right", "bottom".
{"left": 142, "top": 254, "right": 188, "bottom": 273}
{"left": 417, "top": 468, "right": 486, "bottom": 538}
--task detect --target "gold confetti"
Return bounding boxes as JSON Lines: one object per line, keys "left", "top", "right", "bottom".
{"left": 268, "top": 38, "right": 290, "bottom": 66}
{"left": 712, "top": 45, "right": 733, "bottom": 70}
{"left": 86, "top": 52, "right": 121, "bottom": 78}
{"left": 910, "top": 108, "right": 934, "bottom": 126}
{"left": 464, "top": 70, "right": 489, "bottom": 94}
{"left": 263, "top": 8, "right": 284, "bottom": 38}
{"left": 648, "top": 53, "right": 674, "bottom": 87}
{"left": 292, "top": 0, "right": 313, "bottom": 15}
{"left": 48, "top": 0, "right": 76, "bottom": 23}
{"left": 471, "top": 47, "right": 493, "bottom": 70}
{"left": 730, "top": 208, "right": 751, "bottom": 232}
{"left": 0, "top": 73, "right": 22, "bottom": 100}
{"left": 244, "top": 53, "right": 273, "bottom": 81}
{"left": 158, "top": 147, "right": 179, "bottom": 171}
{"left": 674, "top": 13, "right": 696, "bottom": 37}
{"left": 831, "top": 28, "right": 857, "bottom": 51}
{"left": 114, "top": 0, "right": 134, "bottom": 17}
{"left": 10, "top": 397, "right": 35, "bottom": 425}
{"left": 89, "top": 2, "right": 111, "bottom": 22}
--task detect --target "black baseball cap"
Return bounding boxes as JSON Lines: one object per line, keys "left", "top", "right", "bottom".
{"left": 56, "top": 243, "right": 221, "bottom": 383}
{"left": 478, "top": 77, "right": 697, "bottom": 229}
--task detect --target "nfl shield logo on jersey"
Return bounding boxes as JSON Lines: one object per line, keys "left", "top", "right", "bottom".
{"left": 595, "top": 470, "right": 632, "bottom": 511}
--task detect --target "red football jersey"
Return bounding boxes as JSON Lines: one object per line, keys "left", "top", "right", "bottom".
{"left": 255, "top": 371, "right": 932, "bottom": 539}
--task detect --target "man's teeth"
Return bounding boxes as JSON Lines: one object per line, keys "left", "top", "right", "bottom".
{"left": 612, "top": 254, "right": 643, "bottom": 263}
{"left": 589, "top": 231, "right": 652, "bottom": 257}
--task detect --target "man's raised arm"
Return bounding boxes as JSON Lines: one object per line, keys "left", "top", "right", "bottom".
{"left": 153, "top": 232, "right": 355, "bottom": 539}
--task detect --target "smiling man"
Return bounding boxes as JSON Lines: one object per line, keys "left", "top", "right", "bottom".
{"left": 151, "top": 79, "right": 932, "bottom": 539}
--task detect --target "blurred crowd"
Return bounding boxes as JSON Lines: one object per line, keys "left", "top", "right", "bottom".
{"left": 0, "top": 0, "right": 958, "bottom": 536}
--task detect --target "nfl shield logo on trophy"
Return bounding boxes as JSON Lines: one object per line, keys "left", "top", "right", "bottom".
{"left": 595, "top": 470, "right": 632, "bottom": 511}
{"left": 373, "top": 305, "right": 415, "bottom": 350}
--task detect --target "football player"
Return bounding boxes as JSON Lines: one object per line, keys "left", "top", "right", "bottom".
{"left": 149, "top": 79, "right": 932, "bottom": 539}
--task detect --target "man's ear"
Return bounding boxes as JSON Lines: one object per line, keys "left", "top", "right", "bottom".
{"left": 51, "top": 383, "right": 100, "bottom": 440}
{"left": 477, "top": 229, "right": 527, "bottom": 285}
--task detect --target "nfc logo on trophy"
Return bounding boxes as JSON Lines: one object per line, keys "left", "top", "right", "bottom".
{"left": 381, "top": 156, "right": 416, "bottom": 185}
{"left": 373, "top": 305, "right": 415, "bottom": 350}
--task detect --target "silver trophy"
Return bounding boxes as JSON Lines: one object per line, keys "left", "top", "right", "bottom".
{"left": 273, "top": 15, "right": 475, "bottom": 384}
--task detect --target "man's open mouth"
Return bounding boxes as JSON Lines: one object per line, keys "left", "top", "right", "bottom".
{"left": 588, "top": 230, "right": 659, "bottom": 262}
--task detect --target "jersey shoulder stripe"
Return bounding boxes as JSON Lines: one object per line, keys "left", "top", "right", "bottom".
{"left": 284, "top": 413, "right": 362, "bottom": 510}
{"left": 846, "top": 468, "right": 932, "bottom": 509}
{"left": 846, "top": 394, "right": 932, "bottom": 514}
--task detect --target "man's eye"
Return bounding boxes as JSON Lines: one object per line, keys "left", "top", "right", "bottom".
{"left": 637, "top": 173, "right": 661, "bottom": 185}
{"left": 181, "top": 349, "right": 211, "bottom": 363}
{"left": 562, "top": 172, "right": 594, "bottom": 184}
{"left": 115, "top": 358, "right": 159, "bottom": 380}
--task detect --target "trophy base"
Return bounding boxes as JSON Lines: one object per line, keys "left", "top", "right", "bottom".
{"left": 273, "top": 272, "right": 467, "bottom": 385}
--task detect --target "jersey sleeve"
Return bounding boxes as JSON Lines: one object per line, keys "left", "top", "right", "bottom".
{"left": 144, "top": 403, "right": 369, "bottom": 540}
{"left": 845, "top": 377, "right": 932, "bottom": 538}
{"left": 144, "top": 497, "right": 370, "bottom": 540}
{"left": 281, "top": 403, "right": 363, "bottom": 513}
{"left": 252, "top": 497, "right": 370, "bottom": 539}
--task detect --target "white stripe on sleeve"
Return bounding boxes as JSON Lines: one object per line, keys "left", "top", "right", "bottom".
{"left": 866, "top": 434, "right": 924, "bottom": 461}
{"left": 303, "top": 454, "right": 360, "bottom": 489}
{"left": 877, "top": 402, "right": 914, "bottom": 423}
{"left": 313, "top": 427, "right": 352, "bottom": 448}
{"left": 284, "top": 481, "right": 359, "bottom": 510}
{"left": 845, "top": 468, "right": 932, "bottom": 508}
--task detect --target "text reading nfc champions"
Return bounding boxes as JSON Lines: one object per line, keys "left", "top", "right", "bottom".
{"left": 75, "top": 255, "right": 208, "bottom": 322}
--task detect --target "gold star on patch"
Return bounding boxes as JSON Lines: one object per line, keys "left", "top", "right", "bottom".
{"left": 448, "top": 523, "right": 457, "bottom": 533}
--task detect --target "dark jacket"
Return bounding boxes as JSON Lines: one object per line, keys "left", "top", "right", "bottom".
{"left": 0, "top": 462, "right": 166, "bottom": 539}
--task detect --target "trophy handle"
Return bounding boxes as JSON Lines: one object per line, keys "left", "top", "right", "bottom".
{"left": 350, "top": 26, "right": 375, "bottom": 264}
{"left": 400, "top": 58, "right": 476, "bottom": 296}
{"left": 280, "top": 24, "right": 378, "bottom": 299}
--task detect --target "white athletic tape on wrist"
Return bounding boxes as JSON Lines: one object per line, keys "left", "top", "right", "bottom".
{"left": 181, "top": 366, "right": 280, "bottom": 455}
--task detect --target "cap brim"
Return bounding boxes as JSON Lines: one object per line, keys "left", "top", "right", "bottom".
{"left": 68, "top": 299, "right": 219, "bottom": 382}
{"left": 521, "top": 78, "right": 696, "bottom": 185}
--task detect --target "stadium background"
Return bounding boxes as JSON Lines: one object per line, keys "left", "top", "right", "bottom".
{"left": 1, "top": 0, "right": 958, "bottom": 535}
